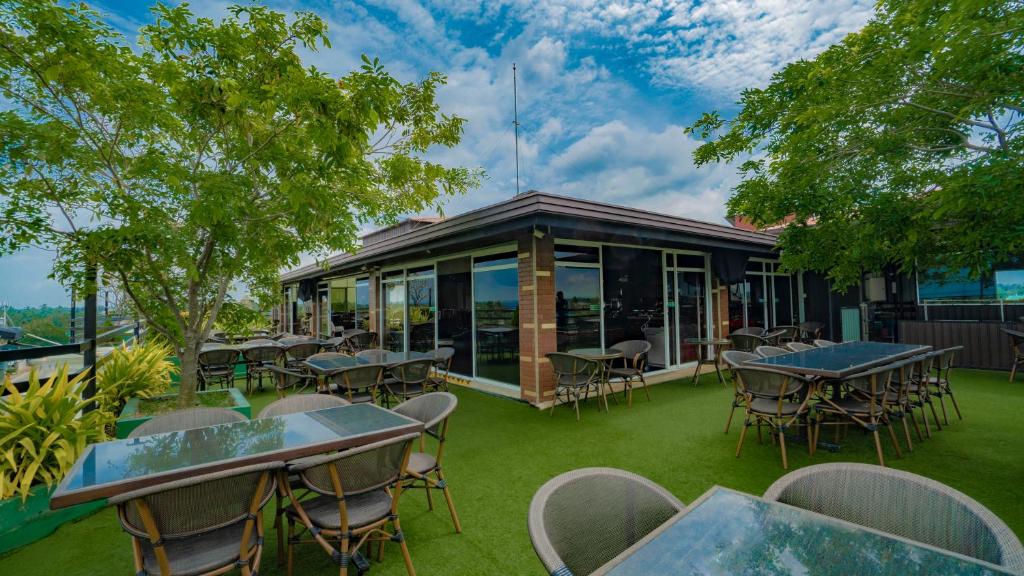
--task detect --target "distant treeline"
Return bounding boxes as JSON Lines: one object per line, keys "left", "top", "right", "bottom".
{"left": 4, "top": 306, "right": 72, "bottom": 344}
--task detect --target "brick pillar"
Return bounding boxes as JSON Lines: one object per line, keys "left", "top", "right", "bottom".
{"left": 517, "top": 232, "right": 556, "bottom": 407}
{"left": 713, "top": 277, "right": 731, "bottom": 339}
{"left": 368, "top": 271, "right": 380, "bottom": 335}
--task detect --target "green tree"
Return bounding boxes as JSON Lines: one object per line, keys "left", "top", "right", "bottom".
{"left": 0, "top": 1, "right": 480, "bottom": 406}
{"left": 687, "top": 0, "right": 1023, "bottom": 288}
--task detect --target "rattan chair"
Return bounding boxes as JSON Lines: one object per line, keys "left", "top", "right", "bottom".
{"left": 764, "top": 463, "right": 1024, "bottom": 573}
{"left": 785, "top": 342, "right": 816, "bottom": 352}
{"left": 755, "top": 345, "right": 789, "bottom": 358}
{"left": 813, "top": 339, "right": 837, "bottom": 347}
{"left": 904, "top": 352, "right": 942, "bottom": 438}
{"left": 732, "top": 366, "right": 814, "bottom": 469}
{"left": 528, "top": 467, "right": 685, "bottom": 576}
{"left": 393, "top": 392, "right": 462, "bottom": 533}
{"left": 198, "top": 348, "right": 239, "bottom": 390}
{"left": 355, "top": 349, "right": 389, "bottom": 363}
{"left": 282, "top": 433, "right": 419, "bottom": 576}
{"left": 928, "top": 345, "right": 965, "bottom": 423}
{"left": 284, "top": 342, "right": 321, "bottom": 370}
{"left": 428, "top": 347, "right": 455, "bottom": 392}
{"left": 606, "top": 340, "right": 651, "bottom": 406}
{"left": 546, "top": 352, "right": 602, "bottom": 421}
{"left": 265, "top": 365, "right": 315, "bottom": 398}
{"left": 762, "top": 329, "right": 788, "bottom": 346}
{"left": 1006, "top": 328, "right": 1024, "bottom": 382}
{"left": 128, "top": 407, "right": 247, "bottom": 439}
{"left": 721, "top": 350, "right": 761, "bottom": 434}
{"left": 385, "top": 358, "right": 433, "bottom": 407}
{"left": 257, "top": 394, "right": 349, "bottom": 418}
{"left": 767, "top": 325, "right": 800, "bottom": 343}
{"left": 110, "top": 461, "right": 280, "bottom": 576}
{"left": 320, "top": 336, "right": 347, "bottom": 353}
{"left": 327, "top": 364, "right": 385, "bottom": 405}
{"left": 242, "top": 345, "right": 283, "bottom": 394}
{"left": 883, "top": 357, "right": 924, "bottom": 451}
{"left": 346, "top": 331, "right": 378, "bottom": 353}
{"left": 732, "top": 327, "right": 765, "bottom": 336}
{"left": 798, "top": 321, "right": 824, "bottom": 342}
{"left": 813, "top": 363, "right": 902, "bottom": 466}
{"left": 729, "top": 332, "right": 767, "bottom": 353}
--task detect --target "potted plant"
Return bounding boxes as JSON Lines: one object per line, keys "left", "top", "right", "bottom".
{"left": 103, "top": 341, "right": 250, "bottom": 438}
{"left": 0, "top": 368, "right": 108, "bottom": 554}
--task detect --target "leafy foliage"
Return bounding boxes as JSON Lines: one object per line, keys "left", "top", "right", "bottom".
{"left": 687, "top": 0, "right": 1023, "bottom": 287}
{"left": 94, "top": 340, "right": 177, "bottom": 420}
{"left": 0, "top": 1, "right": 481, "bottom": 405}
{"left": 0, "top": 367, "right": 106, "bottom": 501}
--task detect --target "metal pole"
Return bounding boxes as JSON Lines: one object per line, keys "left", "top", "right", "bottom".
{"left": 82, "top": 263, "right": 97, "bottom": 411}
{"left": 513, "top": 62, "right": 520, "bottom": 196}
{"left": 69, "top": 287, "right": 76, "bottom": 342}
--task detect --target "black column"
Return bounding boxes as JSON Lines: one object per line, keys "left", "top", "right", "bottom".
{"left": 82, "top": 263, "right": 97, "bottom": 411}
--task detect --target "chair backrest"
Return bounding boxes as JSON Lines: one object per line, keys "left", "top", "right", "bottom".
{"left": 306, "top": 351, "right": 348, "bottom": 365}
{"left": 755, "top": 345, "right": 790, "bottom": 358}
{"left": 608, "top": 340, "right": 652, "bottom": 369}
{"left": 285, "top": 342, "right": 321, "bottom": 361}
{"left": 320, "top": 336, "right": 346, "bottom": 352}
{"left": 721, "top": 350, "right": 761, "bottom": 369}
{"left": 732, "top": 327, "right": 765, "bottom": 336}
{"left": 842, "top": 363, "right": 896, "bottom": 408}
{"left": 257, "top": 394, "right": 349, "bottom": 418}
{"left": 341, "top": 328, "right": 366, "bottom": 339}
{"left": 329, "top": 364, "right": 384, "bottom": 397}
{"left": 291, "top": 433, "right": 417, "bottom": 498}
{"left": 733, "top": 366, "right": 807, "bottom": 400}
{"left": 355, "top": 349, "right": 388, "bottom": 363}
{"left": 799, "top": 321, "right": 824, "bottom": 340}
{"left": 433, "top": 346, "right": 456, "bottom": 365}
{"left": 393, "top": 392, "right": 457, "bottom": 438}
{"left": 935, "top": 345, "right": 964, "bottom": 372}
{"left": 528, "top": 467, "right": 685, "bottom": 576}
{"left": 729, "top": 332, "right": 766, "bottom": 353}
{"left": 785, "top": 342, "right": 816, "bottom": 352}
{"left": 110, "top": 461, "right": 281, "bottom": 541}
{"left": 128, "top": 407, "right": 247, "bottom": 438}
{"left": 242, "top": 345, "right": 283, "bottom": 364}
{"left": 762, "top": 329, "right": 788, "bottom": 345}
{"left": 768, "top": 325, "right": 800, "bottom": 341}
{"left": 199, "top": 348, "right": 239, "bottom": 367}
{"left": 348, "top": 331, "right": 377, "bottom": 351}
{"left": 764, "top": 463, "right": 1024, "bottom": 572}
{"left": 266, "top": 365, "right": 311, "bottom": 392}
{"left": 546, "top": 352, "right": 599, "bottom": 380}
{"left": 391, "top": 358, "right": 433, "bottom": 385}
{"left": 813, "top": 339, "right": 837, "bottom": 347}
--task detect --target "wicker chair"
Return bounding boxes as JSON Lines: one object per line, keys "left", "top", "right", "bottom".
{"left": 546, "top": 352, "right": 602, "bottom": 421}
{"left": 428, "top": 346, "right": 455, "bottom": 392}
{"left": 883, "top": 357, "right": 924, "bottom": 451}
{"left": 242, "top": 345, "right": 283, "bottom": 394}
{"left": 729, "top": 332, "right": 767, "bottom": 353}
{"left": 320, "top": 336, "right": 347, "bottom": 353}
{"left": 385, "top": 359, "right": 433, "bottom": 407}
{"left": 732, "top": 366, "right": 814, "bottom": 469}
{"left": 198, "top": 348, "right": 239, "bottom": 391}
{"left": 355, "top": 349, "right": 389, "bottom": 363}
{"left": 762, "top": 329, "right": 788, "bottom": 346}
{"left": 755, "top": 345, "right": 789, "bottom": 358}
{"left": 528, "top": 467, "right": 685, "bottom": 576}
{"left": 257, "top": 394, "right": 349, "bottom": 418}
{"left": 346, "top": 331, "right": 378, "bottom": 353}
{"left": 798, "top": 321, "right": 825, "bottom": 342}
{"left": 785, "top": 342, "right": 816, "bottom": 352}
{"left": 928, "top": 345, "right": 965, "bottom": 423}
{"left": 282, "top": 433, "right": 419, "bottom": 576}
{"left": 1005, "top": 328, "right": 1024, "bottom": 382}
{"left": 721, "top": 350, "right": 761, "bottom": 434}
{"left": 327, "top": 364, "right": 385, "bottom": 405}
{"left": 110, "top": 461, "right": 281, "bottom": 576}
{"left": 606, "top": 340, "right": 651, "bottom": 407}
{"left": 767, "top": 325, "right": 800, "bottom": 343}
{"left": 813, "top": 339, "right": 837, "bottom": 347}
{"left": 813, "top": 363, "right": 902, "bottom": 466}
{"left": 128, "top": 407, "right": 247, "bottom": 439}
{"left": 284, "top": 342, "right": 321, "bottom": 370}
{"left": 764, "top": 463, "right": 1024, "bottom": 573}
{"left": 393, "top": 392, "right": 462, "bottom": 533}
{"left": 904, "top": 352, "right": 942, "bottom": 438}
{"left": 732, "top": 327, "right": 765, "bottom": 337}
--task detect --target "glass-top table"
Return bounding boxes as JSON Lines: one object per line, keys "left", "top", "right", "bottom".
{"left": 50, "top": 403, "right": 422, "bottom": 509}
{"left": 747, "top": 341, "right": 931, "bottom": 378}
{"left": 685, "top": 338, "right": 732, "bottom": 387}
{"left": 303, "top": 351, "right": 432, "bottom": 375}
{"left": 596, "top": 487, "right": 1013, "bottom": 575}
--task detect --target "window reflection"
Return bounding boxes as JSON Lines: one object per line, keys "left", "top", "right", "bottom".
{"left": 438, "top": 257, "right": 473, "bottom": 376}
{"left": 556, "top": 266, "right": 602, "bottom": 351}
{"left": 474, "top": 254, "right": 519, "bottom": 385}
{"left": 602, "top": 246, "right": 664, "bottom": 367}
{"left": 407, "top": 267, "right": 435, "bottom": 353}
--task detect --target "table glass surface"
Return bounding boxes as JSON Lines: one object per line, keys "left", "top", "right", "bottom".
{"left": 569, "top": 348, "right": 624, "bottom": 359}
{"left": 304, "top": 354, "right": 362, "bottom": 372}
{"left": 747, "top": 341, "right": 928, "bottom": 376}
{"left": 604, "top": 488, "right": 1009, "bottom": 576}
{"left": 685, "top": 338, "right": 731, "bottom": 346}
{"left": 56, "top": 404, "right": 413, "bottom": 494}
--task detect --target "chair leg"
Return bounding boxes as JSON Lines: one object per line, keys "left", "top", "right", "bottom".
{"left": 909, "top": 409, "right": 924, "bottom": 442}
{"left": 778, "top": 428, "right": 789, "bottom": 469}
{"left": 736, "top": 415, "right": 750, "bottom": 458}
{"left": 886, "top": 421, "right": 903, "bottom": 458}
{"left": 286, "top": 517, "right": 295, "bottom": 576}
{"left": 921, "top": 404, "right": 933, "bottom": 438}
{"left": 640, "top": 374, "right": 650, "bottom": 401}
{"left": 395, "top": 517, "right": 416, "bottom": 576}
{"left": 425, "top": 479, "right": 434, "bottom": 510}
{"left": 437, "top": 469, "right": 462, "bottom": 533}
{"left": 900, "top": 414, "right": 913, "bottom": 452}
{"left": 1011, "top": 361, "right": 1018, "bottom": 383}
{"left": 872, "top": 430, "right": 886, "bottom": 467}
{"left": 724, "top": 400, "right": 737, "bottom": 434}
{"left": 573, "top": 392, "right": 581, "bottom": 422}
{"left": 949, "top": 391, "right": 963, "bottom": 420}
{"left": 928, "top": 399, "right": 942, "bottom": 431}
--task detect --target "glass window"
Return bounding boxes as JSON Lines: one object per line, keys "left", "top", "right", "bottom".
{"left": 383, "top": 279, "right": 405, "bottom": 353}
{"left": 675, "top": 254, "right": 706, "bottom": 269}
{"left": 407, "top": 272, "right": 435, "bottom": 353}
{"left": 329, "top": 277, "right": 356, "bottom": 330}
{"left": 554, "top": 244, "right": 600, "bottom": 264}
{"left": 996, "top": 269, "right": 1024, "bottom": 301}
{"left": 438, "top": 257, "right": 472, "bottom": 376}
{"left": 474, "top": 264, "right": 519, "bottom": 385}
{"left": 474, "top": 252, "right": 518, "bottom": 269}
{"left": 407, "top": 266, "right": 434, "bottom": 279}
{"left": 674, "top": 271, "right": 707, "bottom": 363}
{"left": 918, "top": 268, "right": 996, "bottom": 301}
{"left": 556, "top": 266, "right": 602, "bottom": 351}
{"left": 355, "top": 278, "right": 370, "bottom": 330}
{"left": 602, "top": 246, "right": 663, "bottom": 366}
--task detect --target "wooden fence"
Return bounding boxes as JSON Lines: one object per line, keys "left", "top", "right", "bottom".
{"left": 898, "top": 320, "right": 1024, "bottom": 371}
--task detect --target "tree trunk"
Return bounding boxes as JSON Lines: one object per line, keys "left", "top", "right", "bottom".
{"left": 177, "top": 340, "right": 200, "bottom": 408}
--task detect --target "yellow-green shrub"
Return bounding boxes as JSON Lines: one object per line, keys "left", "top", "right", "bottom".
{"left": 95, "top": 340, "right": 177, "bottom": 418}
{"left": 0, "top": 368, "right": 107, "bottom": 501}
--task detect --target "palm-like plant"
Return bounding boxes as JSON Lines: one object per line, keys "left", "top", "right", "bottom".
{"left": 94, "top": 340, "right": 178, "bottom": 419}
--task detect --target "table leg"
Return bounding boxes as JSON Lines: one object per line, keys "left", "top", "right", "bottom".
{"left": 691, "top": 346, "right": 704, "bottom": 386}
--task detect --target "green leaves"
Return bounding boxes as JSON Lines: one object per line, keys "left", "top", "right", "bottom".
{"left": 688, "top": 0, "right": 1024, "bottom": 288}
{"left": 0, "top": 1, "right": 480, "bottom": 403}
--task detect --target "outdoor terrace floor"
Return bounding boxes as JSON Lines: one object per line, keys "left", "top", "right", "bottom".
{"left": 2, "top": 368, "right": 1023, "bottom": 575}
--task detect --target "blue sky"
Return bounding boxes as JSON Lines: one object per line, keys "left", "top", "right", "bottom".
{"left": 0, "top": 0, "right": 874, "bottom": 307}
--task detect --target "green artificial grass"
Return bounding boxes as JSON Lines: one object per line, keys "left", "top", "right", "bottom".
{"left": 136, "top": 389, "right": 238, "bottom": 416}
{"left": 2, "top": 369, "right": 1022, "bottom": 575}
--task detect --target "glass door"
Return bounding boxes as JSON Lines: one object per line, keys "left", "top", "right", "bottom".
{"left": 407, "top": 266, "right": 436, "bottom": 353}
{"left": 667, "top": 253, "right": 708, "bottom": 365}
{"left": 317, "top": 283, "right": 330, "bottom": 337}
{"left": 473, "top": 252, "right": 519, "bottom": 385}
{"left": 554, "top": 244, "right": 602, "bottom": 352}
{"left": 382, "top": 271, "right": 406, "bottom": 355}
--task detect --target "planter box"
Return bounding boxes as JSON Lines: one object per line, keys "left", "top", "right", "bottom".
{"left": 0, "top": 486, "right": 105, "bottom": 555}
{"left": 115, "top": 388, "right": 250, "bottom": 439}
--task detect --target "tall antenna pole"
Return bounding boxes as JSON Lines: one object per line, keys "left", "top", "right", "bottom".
{"left": 512, "top": 62, "right": 521, "bottom": 196}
